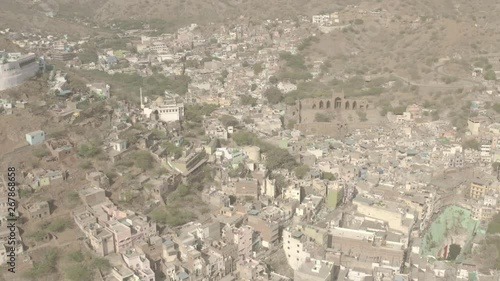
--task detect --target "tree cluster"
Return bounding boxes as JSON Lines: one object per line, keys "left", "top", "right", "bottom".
{"left": 264, "top": 87, "right": 283, "bottom": 104}
{"left": 232, "top": 131, "right": 297, "bottom": 170}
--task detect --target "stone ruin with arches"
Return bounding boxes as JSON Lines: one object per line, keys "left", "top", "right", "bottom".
{"left": 285, "top": 92, "right": 373, "bottom": 136}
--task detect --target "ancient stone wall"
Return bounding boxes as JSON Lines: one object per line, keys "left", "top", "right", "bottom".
{"left": 285, "top": 93, "right": 371, "bottom": 129}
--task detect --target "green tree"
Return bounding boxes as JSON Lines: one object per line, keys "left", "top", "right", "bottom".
{"left": 264, "top": 87, "right": 283, "bottom": 104}
{"left": 279, "top": 52, "right": 306, "bottom": 69}
{"left": 493, "top": 162, "right": 500, "bottom": 172}
{"left": 462, "top": 139, "right": 480, "bottom": 150}
{"left": 357, "top": 111, "right": 367, "bottom": 121}
{"left": 294, "top": 164, "right": 310, "bottom": 179}
{"left": 64, "top": 264, "right": 94, "bottom": 281}
{"left": 240, "top": 95, "right": 257, "bottom": 106}
{"left": 177, "top": 184, "right": 191, "bottom": 197}
{"left": 253, "top": 62, "right": 264, "bottom": 75}
{"left": 447, "top": 244, "right": 461, "bottom": 260}
{"left": 68, "top": 251, "right": 84, "bottom": 262}
{"left": 487, "top": 213, "right": 500, "bottom": 234}
{"left": 232, "top": 131, "right": 258, "bottom": 146}
{"left": 28, "top": 230, "right": 47, "bottom": 241}
{"left": 149, "top": 206, "right": 196, "bottom": 226}
{"left": 265, "top": 148, "right": 297, "bottom": 170}
{"left": 24, "top": 248, "right": 59, "bottom": 279}
{"left": 269, "top": 75, "right": 278, "bottom": 84}
{"left": 322, "top": 172, "right": 336, "bottom": 181}
{"left": 92, "top": 257, "right": 111, "bottom": 272}
{"left": 132, "top": 151, "right": 154, "bottom": 170}
{"left": 184, "top": 103, "right": 219, "bottom": 123}
{"left": 33, "top": 148, "right": 49, "bottom": 159}
{"left": 354, "top": 19, "right": 364, "bottom": 25}
{"left": 250, "top": 83, "right": 258, "bottom": 91}
{"left": 78, "top": 144, "right": 100, "bottom": 158}
{"left": 484, "top": 69, "right": 497, "bottom": 80}
{"left": 161, "top": 141, "right": 182, "bottom": 159}
{"left": 431, "top": 110, "right": 440, "bottom": 121}
{"left": 67, "top": 191, "right": 79, "bottom": 203}
{"left": 220, "top": 115, "right": 239, "bottom": 127}
{"left": 243, "top": 116, "right": 254, "bottom": 124}
{"left": 287, "top": 120, "right": 297, "bottom": 130}
{"left": 492, "top": 103, "right": 500, "bottom": 113}
{"left": 44, "top": 218, "right": 71, "bottom": 233}
{"left": 78, "top": 50, "right": 98, "bottom": 64}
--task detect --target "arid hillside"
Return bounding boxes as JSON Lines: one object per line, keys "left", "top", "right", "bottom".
{"left": 4, "top": 0, "right": 499, "bottom": 33}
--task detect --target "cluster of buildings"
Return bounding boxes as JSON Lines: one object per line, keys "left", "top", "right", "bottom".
{"left": 3, "top": 5, "right": 500, "bottom": 281}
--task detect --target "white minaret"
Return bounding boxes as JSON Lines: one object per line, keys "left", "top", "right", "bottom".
{"left": 140, "top": 87, "right": 144, "bottom": 109}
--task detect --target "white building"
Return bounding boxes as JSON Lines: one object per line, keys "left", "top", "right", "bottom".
{"left": 312, "top": 15, "right": 332, "bottom": 26}
{"left": 142, "top": 90, "right": 184, "bottom": 123}
{"left": 294, "top": 259, "right": 335, "bottom": 281}
{"left": 0, "top": 52, "right": 39, "bottom": 91}
{"left": 283, "top": 228, "right": 311, "bottom": 271}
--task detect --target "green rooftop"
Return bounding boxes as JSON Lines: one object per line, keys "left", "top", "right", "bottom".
{"left": 420, "top": 205, "right": 478, "bottom": 260}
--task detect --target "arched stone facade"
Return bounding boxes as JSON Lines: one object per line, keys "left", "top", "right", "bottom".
{"left": 285, "top": 93, "right": 371, "bottom": 126}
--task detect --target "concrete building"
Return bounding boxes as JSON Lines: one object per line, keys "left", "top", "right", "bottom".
{"left": 247, "top": 214, "right": 280, "bottom": 249}
{"left": 169, "top": 150, "right": 207, "bottom": 177}
{"left": 237, "top": 258, "right": 265, "bottom": 280}
{"left": 295, "top": 195, "right": 323, "bottom": 219}
{"left": 470, "top": 179, "right": 490, "bottom": 200}
{"left": 233, "top": 179, "right": 260, "bottom": 199}
{"left": 283, "top": 228, "right": 311, "bottom": 271}
{"left": 122, "top": 249, "right": 156, "bottom": 281}
{"left": 223, "top": 224, "right": 255, "bottom": 261}
{"left": 79, "top": 186, "right": 106, "bottom": 206}
{"left": 0, "top": 52, "right": 39, "bottom": 91}
{"left": 353, "top": 196, "right": 414, "bottom": 233}
{"left": 45, "top": 138, "right": 73, "bottom": 160}
{"left": 87, "top": 82, "right": 110, "bottom": 99}
{"left": 72, "top": 206, "right": 115, "bottom": 256}
{"left": 85, "top": 171, "right": 110, "bottom": 188}
{"left": 328, "top": 226, "right": 406, "bottom": 270}
{"left": 471, "top": 204, "right": 496, "bottom": 221}
{"left": 111, "top": 139, "right": 128, "bottom": 152}
{"left": 25, "top": 201, "right": 50, "bottom": 220}
{"left": 294, "top": 259, "right": 335, "bottom": 281}
{"left": 51, "top": 51, "right": 76, "bottom": 61}
{"left": 467, "top": 119, "right": 480, "bottom": 136}
{"left": 25, "top": 130, "right": 46, "bottom": 145}
{"left": 142, "top": 91, "right": 184, "bottom": 123}
{"left": 264, "top": 177, "right": 277, "bottom": 199}
{"left": 326, "top": 182, "right": 344, "bottom": 209}
{"left": 243, "top": 146, "right": 261, "bottom": 162}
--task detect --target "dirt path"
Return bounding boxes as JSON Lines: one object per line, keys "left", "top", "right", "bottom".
{"left": 25, "top": 239, "right": 78, "bottom": 253}
{"left": 392, "top": 72, "right": 477, "bottom": 90}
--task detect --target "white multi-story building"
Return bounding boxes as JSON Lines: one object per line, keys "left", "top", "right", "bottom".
{"left": 283, "top": 227, "right": 311, "bottom": 271}
{"left": 142, "top": 90, "right": 184, "bottom": 123}
{"left": 0, "top": 52, "right": 39, "bottom": 91}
